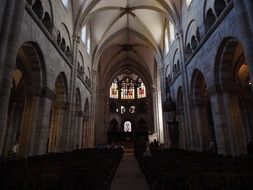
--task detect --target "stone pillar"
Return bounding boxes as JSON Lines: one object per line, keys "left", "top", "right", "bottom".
{"left": 177, "top": 110, "right": 186, "bottom": 149}
{"left": 222, "top": 92, "right": 246, "bottom": 155}
{"left": 0, "top": 0, "right": 25, "bottom": 154}
{"left": 60, "top": 102, "right": 70, "bottom": 152}
{"left": 177, "top": 31, "right": 194, "bottom": 150}
{"left": 66, "top": 35, "right": 80, "bottom": 151}
{"left": 192, "top": 101, "right": 204, "bottom": 151}
{"left": 0, "top": 0, "right": 21, "bottom": 86}
{"left": 234, "top": 0, "right": 253, "bottom": 92}
{"left": 37, "top": 96, "right": 52, "bottom": 155}
{"left": 209, "top": 92, "right": 231, "bottom": 155}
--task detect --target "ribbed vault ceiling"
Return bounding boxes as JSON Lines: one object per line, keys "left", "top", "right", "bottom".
{"left": 72, "top": 0, "right": 182, "bottom": 82}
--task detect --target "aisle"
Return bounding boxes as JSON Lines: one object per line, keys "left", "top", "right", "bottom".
{"left": 111, "top": 154, "right": 149, "bottom": 190}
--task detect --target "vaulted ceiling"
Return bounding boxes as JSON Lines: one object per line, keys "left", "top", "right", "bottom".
{"left": 72, "top": 0, "right": 182, "bottom": 85}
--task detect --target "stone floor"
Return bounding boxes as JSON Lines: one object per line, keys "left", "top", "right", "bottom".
{"left": 111, "top": 154, "right": 149, "bottom": 190}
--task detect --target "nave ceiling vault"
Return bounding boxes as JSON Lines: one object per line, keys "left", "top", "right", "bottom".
{"left": 72, "top": 0, "right": 181, "bottom": 79}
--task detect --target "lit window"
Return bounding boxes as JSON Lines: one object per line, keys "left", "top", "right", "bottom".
{"left": 169, "top": 22, "right": 175, "bottom": 42}
{"left": 165, "top": 28, "right": 169, "bottom": 54}
{"left": 129, "top": 106, "right": 135, "bottom": 113}
{"left": 186, "top": 0, "right": 192, "bottom": 7}
{"left": 81, "top": 26, "right": 86, "bottom": 44}
{"left": 62, "top": 0, "right": 68, "bottom": 8}
{"left": 137, "top": 78, "right": 146, "bottom": 98}
{"left": 109, "top": 75, "right": 146, "bottom": 100}
{"left": 110, "top": 79, "right": 119, "bottom": 98}
{"left": 87, "top": 37, "right": 91, "bottom": 54}
{"left": 121, "top": 77, "right": 135, "bottom": 99}
{"left": 121, "top": 106, "right": 126, "bottom": 114}
{"left": 124, "top": 121, "right": 132, "bottom": 132}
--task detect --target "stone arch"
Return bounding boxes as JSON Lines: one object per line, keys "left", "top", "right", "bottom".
{"left": 32, "top": 0, "right": 43, "bottom": 20}
{"left": 42, "top": 12, "right": 53, "bottom": 33}
{"left": 214, "top": 38, "right": 242, "bottom": 90}
{"left": 59, "top": 23, "right": 72, "bottom": 54}
{"left": 77, "top": 51, "right": 85, "bottom": 75}
{"left": 57, "top": 31, "right": 61, "bottom": 45}
{"left": 84, "top": 98, "right": 89, "bottom": 119}
{"left": 190, "top": 69, "right": 216, "bottom": 151}
{"left": 184, "top": 20, "right": 199, "bottom": 54}
{"left": 3, "top": 42, "right": 46, "bottom": 157}
{"left": 214, "top": 37, "right": 251, "bottom": 154}
{"left": 191, "top": 36, "right": 198, "bottom": 50}
{"left": 60, "top": 38, "right": 66, "bottom": 52}
{"left": 185, "top": 43, "right": 192, "bottom": 57}
{"left": 205, "top": 9, "right": 216, "bottom": 31}
{"left": 48, "top": 72, "right": 68, "bottom": 153}
{"left": 214, "top": 0, "right": 226, "bottom": 17}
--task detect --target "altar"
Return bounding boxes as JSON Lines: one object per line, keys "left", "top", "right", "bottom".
{"left": 107, "top": 131, "right": 148, "bottom": 148}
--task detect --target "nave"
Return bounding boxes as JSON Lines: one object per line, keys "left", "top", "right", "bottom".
{"left": 1, "top": 147, "right": 253, "bottom": 190}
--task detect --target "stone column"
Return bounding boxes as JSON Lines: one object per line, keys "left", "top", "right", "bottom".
{"left": 222, "top": 92, "right": 246, "bottom": 155}
{"left": 0, "top": 0, "right": 25, "bottom": 154}
{"left": 209, "top": 91, "right": 231, "bottom": 155}
{"left": 66, "top": 35, "right": 80, "bottom": 151}
{"left": 0, "top": 0, "right": 21, "bottom": 87}
{"left": 192, "top": 101, "right": 204, "bottom": 151}
{"left": 177, "top": 110, "right": 186, "bottom": 149}
{"left": 177, "top": 31, "right": 194, "bottom": 150}
{"left": 37, "top": 96, "right": 52, "bottom": 155}
{"left": 234, "top": 0, "right": 253, "bottom": 92}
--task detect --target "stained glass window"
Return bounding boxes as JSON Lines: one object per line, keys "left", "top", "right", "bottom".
{"left": 124, "top": 121, "right": 132, "bottom": 132}
{"left": 129, "top": 106, "right": 135, "bottom": 113}
{"left": 121, "top": 106, "right": 126, "bottom": 114}
{"left": 137, "top": 78, "right": 146, "bottom": 98}
{"left": 121, "top": 77, "right": 135, "bottom": 99}
{"left": 110, "top": 79, "right": 119, "bottom": 98}
{"left": 109, "top": 75, "right": 146, "bottom": 100}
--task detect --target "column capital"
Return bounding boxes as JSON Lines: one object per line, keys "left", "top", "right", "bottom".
{"left": 73, "top": 35, "right": 81, "bottom": 43}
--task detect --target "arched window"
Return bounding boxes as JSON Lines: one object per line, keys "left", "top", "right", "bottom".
{"left": 109, "top": 74, "right": 146, "bottom": 100}
{"left": 62, "top": 0, "right": 68, "bottom": 8}
{"left": 87, "top": 37, "right": 91, "bottom": 55}
{"left": 136, "top": 78, "right": 146, "bottom": 98}
{"left": 81, "top": 26, "right": 86, "bottom": 44}
{"left": 164, "top": 28, "right": 169, "bottom": 54}
{"left": 186, "top": 0, "right": 192, "bottom": 7}
{"left": 169, "top": 22, "right": 175, "bottom": 42}
{"left": 110, "top": 79, "right": 119, "bottom": 98}
{"left": 121, "top": 77, "right": 135, "bottom": 99}
{"left": 124, "top": 121, "right": 132, "bottom": 132}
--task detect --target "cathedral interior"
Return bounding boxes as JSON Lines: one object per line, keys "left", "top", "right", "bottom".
{"left": 0, "top": 0, "right": 253, "bottom": 189}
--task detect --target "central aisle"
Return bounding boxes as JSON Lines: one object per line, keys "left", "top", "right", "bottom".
{"left": 111, "top": 154, "right": 149, "bottom": 190}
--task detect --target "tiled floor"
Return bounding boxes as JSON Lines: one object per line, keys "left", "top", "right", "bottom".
{"left": 111, "top": 155, "right": 149, "bottom": 190}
